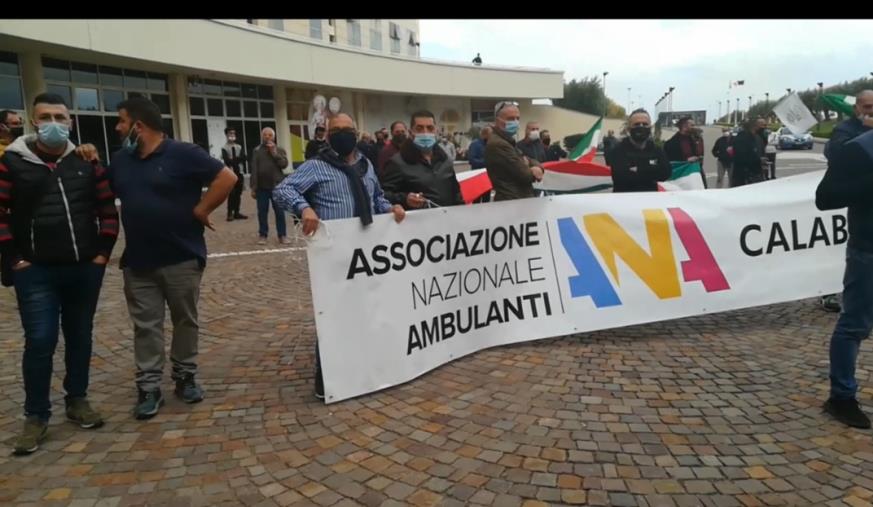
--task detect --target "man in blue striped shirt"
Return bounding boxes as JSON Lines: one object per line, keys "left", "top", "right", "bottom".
{"left": 273, "top": 112, "right": 405, "bottom": 399}
{"left": 274, "top": 114, "right": 405, "bottom": 235}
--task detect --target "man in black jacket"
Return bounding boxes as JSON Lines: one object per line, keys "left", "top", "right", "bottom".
{"left": 609, "top": 109, "right": 672, "bottom": 192}
{"left": 542, "top": 130, "right": 567, "bottom": 162}
{"left": 304, "top": 126, "right": 328, "bottom": 160}
{"left": 0, "top": 93, "right": 119, "bottom": 455}
{"left": 730, "top": 118, "right": 767, "bottom": 187}
{"left": 222, "top": 127, "right": 248, "bottom": 221}
{"left": 381, "top": 110, "right": 463, "bottom": 209}
{"left": 664, "top": 117, "right": 707, "bottom": 187}
{"left": 816, "top": 129, "right": 873, "bottom": 429}
{"left": 711, "top": 128, "right": 733, "bottom": 188}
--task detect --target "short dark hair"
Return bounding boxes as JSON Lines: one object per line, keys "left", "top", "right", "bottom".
{"left": 315, "top": 126, "right": 325, "bottom": 134}
{"left": 677, "top": 116, "right": 693, "bottom": 129}
{"left": 628, "top": 108, "right": 651, "bottom": 120}
{"left": 117, "top": 97, "right": 163, "bottom": 132}
{"left": 33, "top": 93, "right": 68, "bottom": 108}
{"left": 389, "top": 121, "right": 406, "bottom": 133}
{"left": 1, "top": 109, "right": 18, "bottom": 123}
{"left": 224, "top": 127, "right": 236, "bottom": 135}
{"left": 409, "top": 110, "right": 436, "bottom": 128}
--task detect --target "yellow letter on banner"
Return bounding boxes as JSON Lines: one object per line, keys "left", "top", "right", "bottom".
{"left": 582, "top": 209, "right": 681, "bottom": 299}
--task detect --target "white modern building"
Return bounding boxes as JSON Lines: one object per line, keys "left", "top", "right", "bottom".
{"left": 0, "top": 19, "right": 589, "bottom": 167}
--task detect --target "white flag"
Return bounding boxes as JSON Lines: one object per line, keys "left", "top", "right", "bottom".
{"left": 772, "top": 92, "right": 817, "bottom": 136}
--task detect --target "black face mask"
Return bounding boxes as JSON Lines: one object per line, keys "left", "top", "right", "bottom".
{"left": 329, "top": 131, "right": 358, "bottom": 157}
{"left": 630, "top": 126, "right": 651, "bottom": 143}
{"left": 392, "top": 134, "right": 406, "bottom": 146}
{"left": 6, "top": 126, "right": 24, "bottom": 139}
{"left": 542, "top": 137, "right": 551, "bottom": 146}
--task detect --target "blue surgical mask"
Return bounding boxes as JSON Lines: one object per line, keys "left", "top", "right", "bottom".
{"left": 503, "top": 120, "right": 520, "bottom": 136}
{"left": 122, "top": 126, "right": 140, "bottom": 154}
{"left": 36, "top": 121, "right": 70, "bottom": 149}
{"left": 413, "top": 133, "right": 437, "bottom": 150}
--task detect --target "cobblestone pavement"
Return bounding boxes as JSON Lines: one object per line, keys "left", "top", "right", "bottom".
{"left": 1, "top": 199, "right": 872, "bottom": 507}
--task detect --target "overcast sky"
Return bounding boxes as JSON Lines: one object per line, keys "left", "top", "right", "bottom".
{"left": 419, "top": 19, "right": 873, "bottom": 121}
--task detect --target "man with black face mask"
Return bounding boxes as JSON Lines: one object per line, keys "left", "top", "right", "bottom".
{"left": 273, "top": 113, "right": 406, "bottom": 400}
{"left": 542, "top": 129, "right": 567, "bottom": 162}
{"left": 608, "top": 109, "right": 672, "bottom": 192}
{"left": 731, "top": 117, "right": 767, "bottom": 187}
{"left": 377, "top": 121, "right": 408, "bottom": 178}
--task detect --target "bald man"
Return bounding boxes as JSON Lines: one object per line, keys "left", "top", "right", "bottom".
{"left": 273, "top": 113, "right": 405, "bottom": 400}
{"left": 250, "top": 127, "right": 290, "bottom": 244}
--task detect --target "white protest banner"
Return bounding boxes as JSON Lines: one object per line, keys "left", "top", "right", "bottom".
{"left": 306, "top": 172, "right": 845, "bottom": 403}
{"left": 773, "top": 92, "right": 817, "bottom": 135}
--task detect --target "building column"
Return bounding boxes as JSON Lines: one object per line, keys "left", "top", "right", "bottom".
{"left": 353, "top": 92, "right": 366, "bottom": 133}
{"left": 274, "top": 84, "right": 290, "bottom": 155}
{"left": 19, "top": 52, "right": 45, "bottom": 131}
{"left": 169, "top": 73, "right": 191, "bottom": 142}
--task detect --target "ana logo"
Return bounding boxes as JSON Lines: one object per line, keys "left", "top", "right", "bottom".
{"left": 557, "top": 207, "right": 730, "bottom": 308}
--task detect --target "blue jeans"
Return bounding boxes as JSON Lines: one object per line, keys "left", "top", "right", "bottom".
{"left": 256, "top": 189, "right": 287, "bottom": 239}
{"left": 13, "top": 262, "right": 106, "bottom": 420}
{"left": 830, "top": 247, "right": 873, "bottom": 400}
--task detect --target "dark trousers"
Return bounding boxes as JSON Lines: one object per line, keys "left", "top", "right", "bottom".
{"left": 227, "top": 176, "right": 243, "bottom": 217}
{"left": 13, "top": 262, "right": 106, "bottom": 420}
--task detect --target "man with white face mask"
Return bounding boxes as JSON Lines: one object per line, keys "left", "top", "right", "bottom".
{"left": 0, "top": 93, "right": 120, "bottom": 455}
{"left": 517, "top": 121, "right": 547, "bottom": 164}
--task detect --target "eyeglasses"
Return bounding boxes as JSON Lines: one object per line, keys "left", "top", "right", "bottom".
{"left": 495, "top": 101, "right": 519, "bottom": 115}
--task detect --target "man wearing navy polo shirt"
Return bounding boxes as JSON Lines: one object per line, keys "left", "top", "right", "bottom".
{"left": 109, "top": 97, "right": 237, "bottom": 420}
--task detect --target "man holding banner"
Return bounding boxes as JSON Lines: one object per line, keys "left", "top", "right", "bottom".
{"left": 273, "top": 113, "right": 406, "bottom": 399}
{"left": 816, "top": 128, "right": 873, "bottom": 429}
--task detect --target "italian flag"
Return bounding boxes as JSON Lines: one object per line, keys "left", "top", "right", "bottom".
{"left": 534, "top": 158, "right": 613, "bottom": 194}
{"left": 456, "top": 169, "right": 493, "bottom": 203}
{"left": 819, "top": 94, "right": 856, "bottom": 117}
{"left": 568, "top": 117, "right": 603, "bottom": 163}
{"left": 657, "top": 162, "right": 705, "bottom": 191}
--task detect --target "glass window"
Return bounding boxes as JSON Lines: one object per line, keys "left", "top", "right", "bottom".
{"left": 123, "top": 70, "right": 147, "bottom": 89}
{"left": 71, "top": 62, "right": 98, "bottom": 84}
{"left": 287, "top": 102, "right": 307, "bottom": 121}
{"left": 223, "top": 81, "right": 241, "bottom": 97}
{"left": 147, "top": 73, "right": 167, "bottom": 92}
{"left": 243, "top": 100, "right": 259, "bottom": 118}
{"left": 310, "top": 19, "right": 322, "bottom": 39}
{"left": 162, "top": 118, "right": 175, "bottom": 139}
{"left": 260, "top": 101, "right": 274, "bottom": 119}
{"left": 151, "top": 93, "right": 171, "bottom": 115}
{"left": 127, "top": 91, "right": 146, "bottom": 99}
{"left": 257, "top": 85, "right": 273, "bottom": 100}
{"left": 43, "top": 58, "right": 70, "bottom": 82}
{"left": 244, "top": 120, "right": 262, "bottom": 158}
{"left": 46, "top": 84, "right": 72, "bottom": 107}
{"left": 348, "top": 20, "right": 361, "bottom": 47}
{"left": 187, "top": 78, "right": 204, "bottom": 95}
{"left": 370, "top": 21, "right": 382, "bottom": 51}
{"left": 0, "top": 52, "right": 19, "bottom": 77}
{"left": 242, "top": 83, "right": 258, "bottom": 98}
{"left": 0, "top": 76, "right": 23, "bottom": 109}
{"left": 189, "top": 96, "right": 205, "bottom": 116}
{"left": 104, "top": 116, "right": 122, "bottom": 161}
{"left": 75, "top": 87, "right": 99, "bottom": 111}
{"left": 76, "top": 115, "right": 107, "bottom": 161}
{"left": 207, "top": 98, "right": 224, "bottom": 117}
{"left": 99, "top": 66, "right": 123, "bottom": 87}
{"left": 268, "top": 19, "right": 284, "bottom": 30}
{"left": 204, "top": 79, "right": 222, "bottom": 95}
{"left": 226, "top": 99, "right": 242, "bottom": 117}
{"left": 103, "top": 89, "right": 124, "bottom": 112}
{"left": 191, "top": 119, "right": 209, "bottom": 152}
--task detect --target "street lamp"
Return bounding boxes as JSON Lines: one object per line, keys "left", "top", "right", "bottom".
{"left": 765, "top": 92, "right": 770, "bottom": 122}
{"left": 786, "top": 88, "right": 792, "bottom": 95}
{"left": 627, "top": 87, "right": 631, "bottom": 114}
{"left": 735, "top": 97, "right": 740, "bottom": 124}
{"left": 748, "top": 95, "right": 753, "bottom": 113}
{"left": 602, "top": 71, "right": 609, "bottom": 117}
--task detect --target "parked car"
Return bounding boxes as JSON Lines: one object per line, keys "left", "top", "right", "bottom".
{"left": 777, "top": 127, "right": 814, "bottom": 150}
